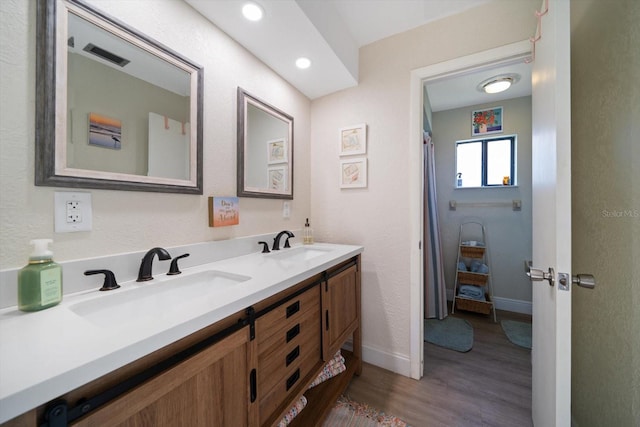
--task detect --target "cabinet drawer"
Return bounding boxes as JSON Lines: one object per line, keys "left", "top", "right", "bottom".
{"left": 258, "top": 307, "right": 321, "bottom": 395}
{"left": 256, "top": 284, "right": 320, "bottom": 346}
{"left": 258, "top": 348, "right": 321, "bottom": 426}
{"left": 258, "top": 300, "right": 319, "bottom": 359}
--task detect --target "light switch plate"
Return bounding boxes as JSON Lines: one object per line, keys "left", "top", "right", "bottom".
{"left": 55, "top": 192, "right": 92, "bottom": 232}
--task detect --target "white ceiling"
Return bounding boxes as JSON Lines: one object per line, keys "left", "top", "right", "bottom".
{"left": 186, "top": 0, "right": 531, "bottom": 109}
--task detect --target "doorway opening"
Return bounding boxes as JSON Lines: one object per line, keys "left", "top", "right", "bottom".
{"left": 408, "top": 40, "right": 532, "bottom": 380}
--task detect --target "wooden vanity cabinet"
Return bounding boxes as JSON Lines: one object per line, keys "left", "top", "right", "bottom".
{"left": 72, "top": 326, "right": 258, "bottom": 427}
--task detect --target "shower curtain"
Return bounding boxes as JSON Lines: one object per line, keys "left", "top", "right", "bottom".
{"left": 424, "top": 132, "right": 448, "bottom": 320}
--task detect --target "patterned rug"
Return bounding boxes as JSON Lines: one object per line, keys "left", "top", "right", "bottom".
{"left": 323, "top": 395, "right": 409, "bottom": 427}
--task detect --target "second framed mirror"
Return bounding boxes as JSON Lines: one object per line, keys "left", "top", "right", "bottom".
{"left": 237, "top": 88, "right": 293, "bottom": 199}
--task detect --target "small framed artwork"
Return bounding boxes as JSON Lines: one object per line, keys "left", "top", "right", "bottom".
{"left": 340, "top": 157, "right": 367, "bottom": 189}
{"left": 208, "top": 196, "right": 239, "bottom": 227}
{"left": 267, "top": 165, "right": 288, "bottom": 192}
{"left": 88, "top": 112, "right": 122, "bottom": 149}
{"left": 339, "top": 123, "right": 367, "bottom": 156}
{"left": 472, "top": 106, "right": 503, "bottom": 136}
{"left": 267, "top": 138, "right": 287, "bottom": 164}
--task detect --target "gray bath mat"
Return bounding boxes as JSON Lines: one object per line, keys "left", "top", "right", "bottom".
{"left": 424, "top": 317, "right": 473, "bottom": 352}
{"left": 501, "top": 320, "right": 532, "bottom": 349}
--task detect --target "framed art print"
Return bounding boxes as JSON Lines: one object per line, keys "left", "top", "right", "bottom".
{"left": 88, "top": 112, "right": 122, "bottom": 150}
{"left": 267, "top": 165, "right": 288, "bottom": 192}
{"left": 472, "top": 107, "right": 503, "bottom": 136}
{"left": 340, "top": 157, "right": 367, "bottom": 188}
{"left": 266, "top": 138, "right": 287, "bottom": 164}
{"left": 339, "top": 123, "right": 367, "bottom": 156}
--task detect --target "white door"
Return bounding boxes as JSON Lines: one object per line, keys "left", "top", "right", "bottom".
{"left": 530, "top": 0, "right": 572, "bottom": 425}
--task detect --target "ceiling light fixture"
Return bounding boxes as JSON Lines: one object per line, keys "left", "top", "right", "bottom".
{"left": 242, "top": 2, "right": 264, "bottom": 21}
{"left": 295, "top": 57, "right": 311, "bottom": 69}
{"left": 477, "top": 73, "right": 521, "bottom": 94}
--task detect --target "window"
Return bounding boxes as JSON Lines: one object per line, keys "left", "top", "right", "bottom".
{"left": 455, "top": 135, "right": 516, "bottom": 188}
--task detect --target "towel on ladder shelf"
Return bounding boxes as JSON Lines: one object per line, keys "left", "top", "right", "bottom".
{"left": 459, "top": 285, "right": 485, "bottom": 300}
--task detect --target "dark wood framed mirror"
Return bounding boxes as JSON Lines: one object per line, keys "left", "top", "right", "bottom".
{"left": 237, "top": 88, "right": 294, "bottom": 199}
{"left": 35, "top": 0, "right": 203, "bottom": 194}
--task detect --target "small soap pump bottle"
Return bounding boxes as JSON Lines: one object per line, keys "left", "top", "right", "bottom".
{"left": 303, "top": 218, "right": 314, "bottom": 245}
{"left": 18, "top": 239, "right": 63, "bottom": 312}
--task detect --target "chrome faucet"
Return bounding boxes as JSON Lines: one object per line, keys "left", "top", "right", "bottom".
{"left": 272, "top": 230, "right": 294, "bottom": 251}
{"left": 137, "top": 247, "right": 171, "bottom": 282}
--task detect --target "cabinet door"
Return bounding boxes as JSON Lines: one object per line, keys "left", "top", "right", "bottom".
{"left": 72, "top": 326, "right": 257, "bottom": 427}
{"left": 321, "top": 261, "right": 360, "bottom": 361}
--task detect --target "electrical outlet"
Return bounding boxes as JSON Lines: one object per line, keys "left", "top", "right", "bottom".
{"left": 55, "top": 192, "right": 92, "bottom": 232}
{"left": 282, "top": 201, "right": 291, "bottom": 219}
{"left": 66, "top": 201, "right": 82, "bottom": 223}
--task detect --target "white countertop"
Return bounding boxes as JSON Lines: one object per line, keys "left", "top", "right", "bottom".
{"left": 0, "top": 243, "right": 362, "bottom": 424}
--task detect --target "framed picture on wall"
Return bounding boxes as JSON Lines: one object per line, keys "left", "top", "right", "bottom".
{"left": 340, "top": 157, "right": 367, "bottom": 188}
{"left": 88, "top": 112, "right": 122, "bottom": 149}
{"left": 267, "top": 138, "right": 287, "bottom": 164}
{"left": 267, "top": 165, "right": 288, "bottom": 191}
{"left": 472, "top": 106, "right": 503, "bottom": 136}
{"left": 339, "top": 123, "right": 367, "bottom": 156}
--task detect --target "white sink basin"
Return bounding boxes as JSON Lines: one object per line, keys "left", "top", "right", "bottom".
{"left": 266, "top": 246, "right": 332, "bottom": 263}
{"left": 69, "top": 270, "right": 251, "bottom": 328}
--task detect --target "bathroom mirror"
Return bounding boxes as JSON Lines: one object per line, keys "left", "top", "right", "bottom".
{"left": 237, "top": 88, "right": 294, "bottom": 199}
{"left": 35, "top": 0, "right": 203, "bottom": 193}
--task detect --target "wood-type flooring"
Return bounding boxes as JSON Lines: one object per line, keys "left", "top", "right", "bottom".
{"left": 344, "top": 309, "right": 532, "bottom": 427}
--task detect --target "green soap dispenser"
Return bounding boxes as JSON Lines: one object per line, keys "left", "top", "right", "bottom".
{"left": 18, "top": 239, "right": 63, "bottom": 312}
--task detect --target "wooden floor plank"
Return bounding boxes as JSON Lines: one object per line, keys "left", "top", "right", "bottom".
{"left": 344, "top": 310, "right": 532, "bottom": 427}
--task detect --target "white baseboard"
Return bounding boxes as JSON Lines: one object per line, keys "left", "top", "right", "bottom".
{"left": 492, "top": 296, "right": 532, "bottom": 315}
{"left": 342, "top": 341, "right": 411, "bottom": 377}
{"left": 447, "top": 289, "right": 532, "bottom": 315}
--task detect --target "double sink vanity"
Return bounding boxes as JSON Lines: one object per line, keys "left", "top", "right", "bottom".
{"left": 0, "top": 238, "right": 363, "bottom": 426}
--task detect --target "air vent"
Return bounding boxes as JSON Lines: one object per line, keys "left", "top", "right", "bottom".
{"left": 82, "top": 43, "right": 130, "bottom": 67}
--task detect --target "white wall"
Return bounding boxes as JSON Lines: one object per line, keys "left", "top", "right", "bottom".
{"left": 310, "top": 1, "right": 539, "bottom": 373}
{"left": 0, "top": 0, "right": 311, "bottom": 270}
{"left": 433, "top": 96, "right": 532, "bottom": 306}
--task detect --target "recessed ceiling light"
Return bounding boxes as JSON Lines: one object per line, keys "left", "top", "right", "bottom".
{"left": 477, "top": 73, "right": 521, "bottom": 94}
{"left": 295, "top": 57, "right": 311, "bottom": 69}
{"left": 242, "top": 2, "right": 264, "bottom": 21}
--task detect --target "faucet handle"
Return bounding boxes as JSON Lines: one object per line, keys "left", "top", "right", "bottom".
{"left": 258, "top": 241, "right": 270, "bottom": 253}
{"left": 283, "top": 236, "right": 292, "bottom": 248}
{"left": 85, "top": 269, "right": 120, "bottom": 291}
{"left": 167, "top": 253, "right": 190, "bottom": 275}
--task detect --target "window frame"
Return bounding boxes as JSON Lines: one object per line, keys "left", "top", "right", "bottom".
{"left": 455, "top": 134, "right": 517, "bottom": 188}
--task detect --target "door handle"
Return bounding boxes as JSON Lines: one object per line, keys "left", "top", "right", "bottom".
{"left": 526, "top": 261, "right": 596, "bottom": 291}
{"left": 525, "top": 261, "right": 555, "bottom": 286}
{"left": 559, "top": 273, "right": 596, "bottom": 290}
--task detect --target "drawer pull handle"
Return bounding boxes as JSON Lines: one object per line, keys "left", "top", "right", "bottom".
{"left": 250, "top": 369, "right": 257, "bottom": 403}
{"left": 286, "top": 346, "right": 300, "bottom": 366}
{"left": 286, "top": 369, "right": 300, "bottom": 391}
{"left": 286, "top": 324, "right": 300, "bottom": 342}
{"left": 286, "top": 301, "right": 300, "bottom": 318}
